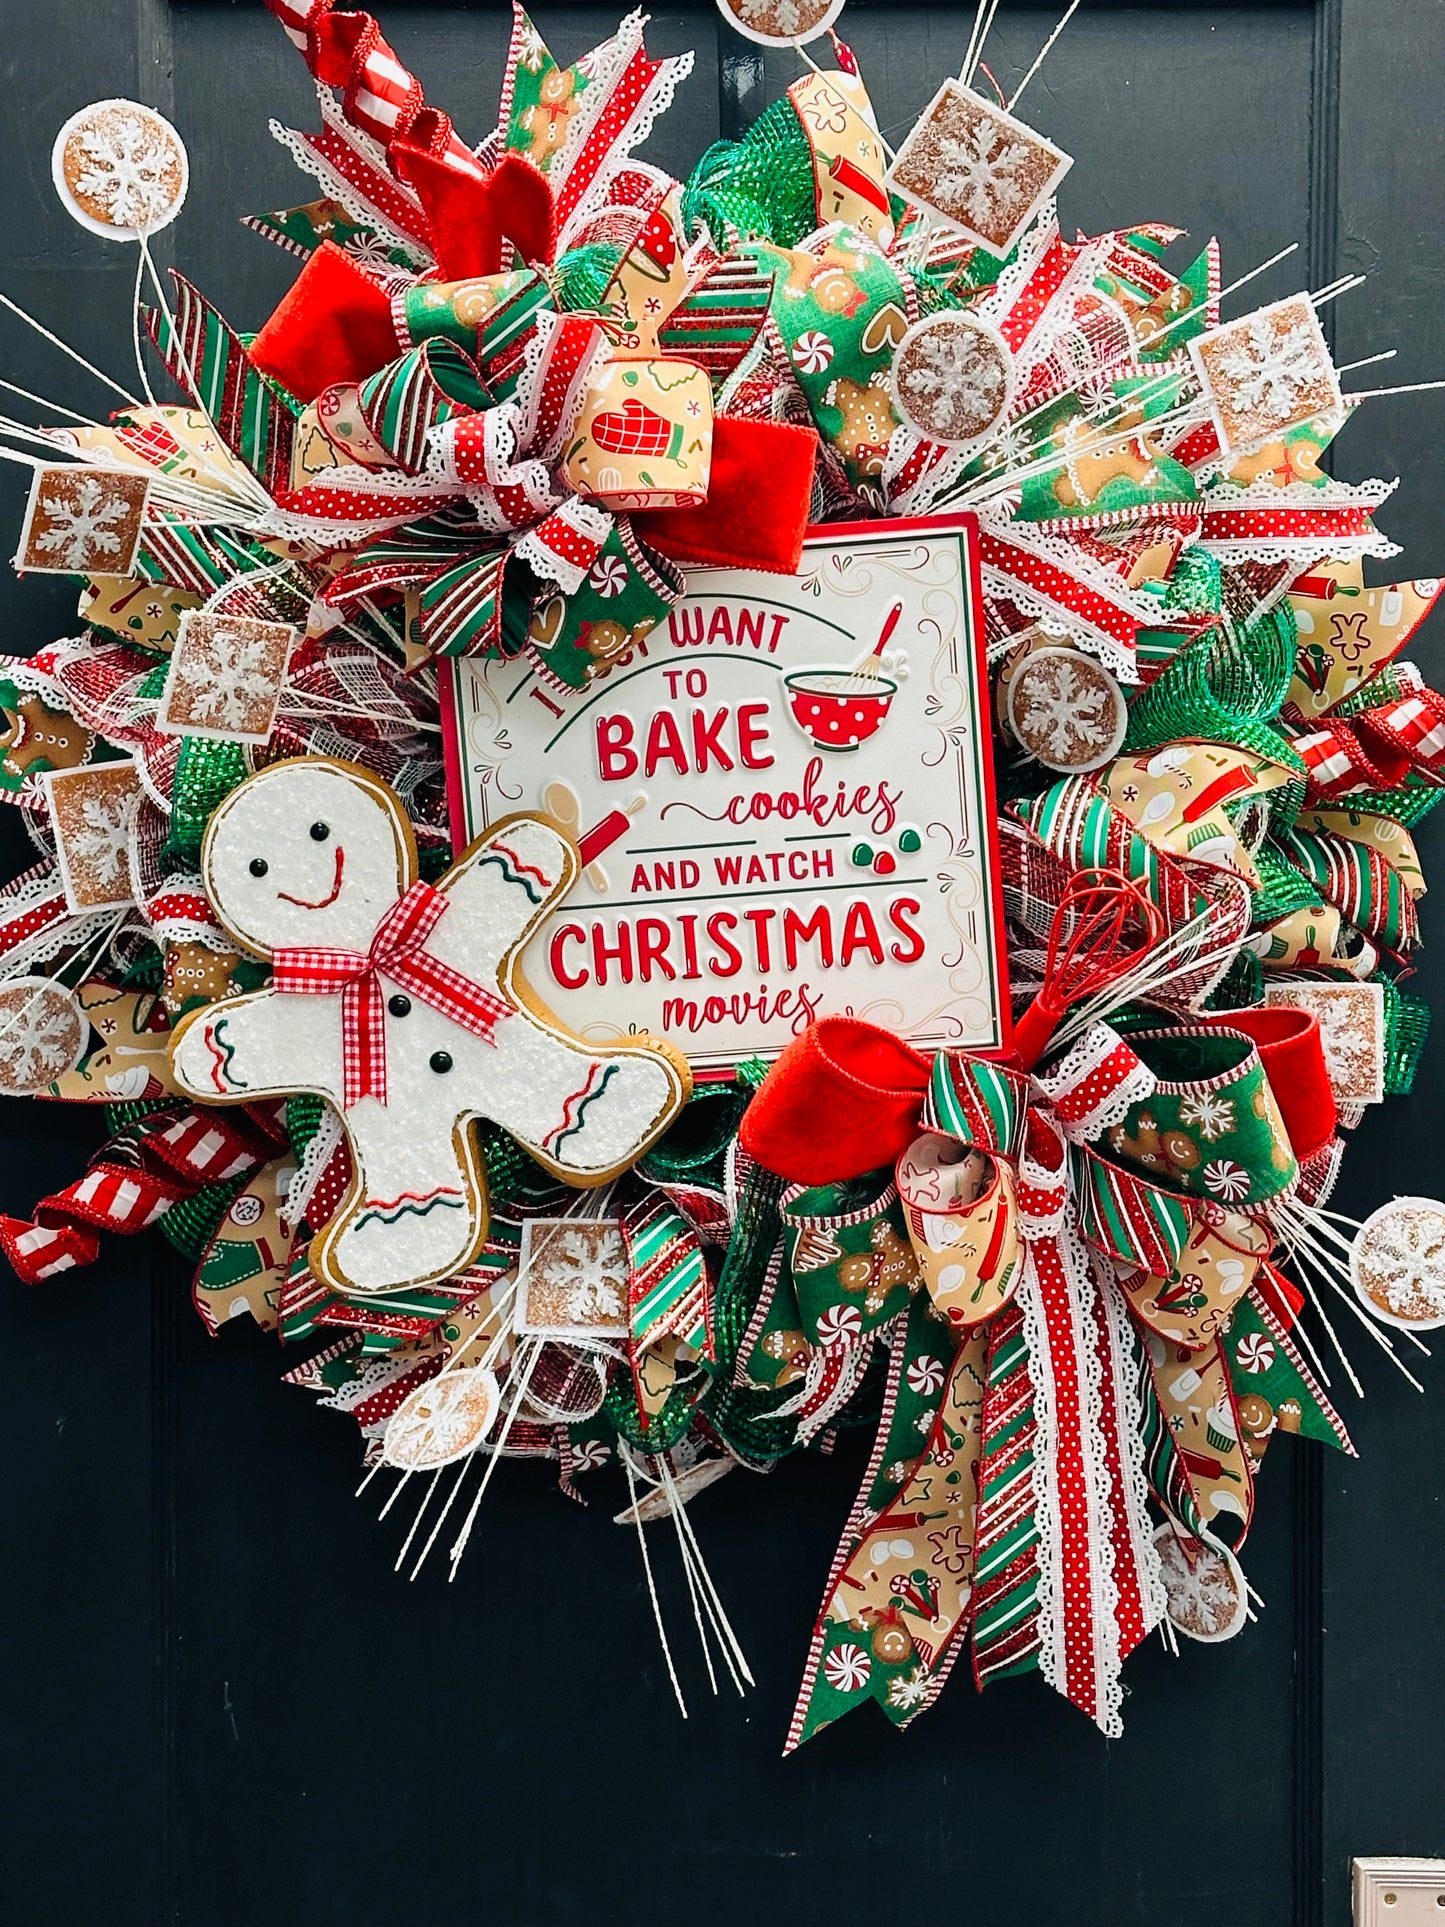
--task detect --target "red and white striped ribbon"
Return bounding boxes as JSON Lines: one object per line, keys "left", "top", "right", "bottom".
{"left": 265, "top": 0, "right": 480, "bottom": 174}
{"left": 0, "top": 1103, "right": 282, "bottom": 1284}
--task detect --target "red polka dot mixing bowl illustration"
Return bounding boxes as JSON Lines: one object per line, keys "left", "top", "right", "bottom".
{"left": 784, "top": 600, "right": 906, "bottom": 752}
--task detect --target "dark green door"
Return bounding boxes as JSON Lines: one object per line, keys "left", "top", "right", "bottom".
{"left": 2, "top": 5, "right": 1441, "bottom": 1922}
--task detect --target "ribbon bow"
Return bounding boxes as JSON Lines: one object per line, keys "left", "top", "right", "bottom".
{"left": 777, "top": 1021, "right": 1165, "bottom": 1747}
{"left": 272, "top": 879, "right": 510, "bottom": 1109}
{"left": 425, "top": 309, "right": 620, "bottom": 589}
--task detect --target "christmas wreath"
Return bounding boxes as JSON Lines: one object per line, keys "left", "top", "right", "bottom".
{"left": 2, "top": 0, "right": 1442, "bottom": 1746}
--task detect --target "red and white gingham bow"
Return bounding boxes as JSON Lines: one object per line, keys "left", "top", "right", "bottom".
{"left": 273, "top": 879, "right": 511, "bottom": 1109}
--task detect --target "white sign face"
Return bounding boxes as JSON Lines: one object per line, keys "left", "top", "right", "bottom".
{"left": 444, "top": 516, "right": 1010, "bottom": 1075}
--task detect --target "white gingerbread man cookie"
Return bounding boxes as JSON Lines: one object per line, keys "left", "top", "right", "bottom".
{"left": 169, "top": 758, "right": 690, "bottom": 1297}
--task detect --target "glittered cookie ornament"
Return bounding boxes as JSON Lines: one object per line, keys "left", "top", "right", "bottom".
{"left": 169, "top": 758, "right": 690, "bottom": 1296}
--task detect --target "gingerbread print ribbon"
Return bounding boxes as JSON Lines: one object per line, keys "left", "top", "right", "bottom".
{"left": 273, "top": 878, "right": 510, "bottom": 1108}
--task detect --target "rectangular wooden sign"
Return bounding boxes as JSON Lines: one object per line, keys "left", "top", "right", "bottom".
{"left": 443, "top": 514, "right": 1010, "bottom": 1074}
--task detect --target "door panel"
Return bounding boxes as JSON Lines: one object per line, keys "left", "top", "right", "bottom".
{"left": 1324, "top": 7, "right": 1445, "bottom": 1920}
{"left": 0, "top": 4, "right": 1440, "bottom": 1924}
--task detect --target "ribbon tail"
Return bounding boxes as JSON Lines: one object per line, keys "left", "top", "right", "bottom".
{"left": 342, "top": 971, "right": 387, "bottom": 1110}
{"left": 785, "top": 1297, "right": 982, "bottom": 1752}
{"left": 1092, "top": 1261, "right": 1168, "bottom": 1654}
{"left": 1019, "top": 1231, "right": 1129, "bottom": 1738}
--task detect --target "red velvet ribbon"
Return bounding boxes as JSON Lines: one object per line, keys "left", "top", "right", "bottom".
{"left": 739, "top": 1017, "right": 931, "bottom": 1185}
{"left": 392, "top": 139, "right": 557, "bottom": 279}
{"left": 1197, "top": 1005, "right": 1337, "bottom": 1162}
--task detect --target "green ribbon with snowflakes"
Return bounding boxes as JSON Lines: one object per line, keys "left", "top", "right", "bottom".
{"left": 1102, "top": 1027, "right": 1298, "bottom": 1205}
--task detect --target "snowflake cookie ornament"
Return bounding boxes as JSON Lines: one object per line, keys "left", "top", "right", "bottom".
{"left": 1006, "top": 646, "right": 1128, "bottom": 772}
{"left": 1153, "top": 1524, "right": 1248, "bottom": 1643}
{"left": 43, "top": 760, "right": 142, "bottom": 912}
{"left": 1264, "top": 981, "right": 1386, "bottom": 1106}
{"left": 890, "top": 312, "right": 1013, "bottom": 448}
{"left": 1189, "top": 295, "right": 1342, "bottom": 454}
{"left": 16, "top": 467, "right": 149, "bottom": 577}
{"left": 157, "top": 611, "right": 295, "bottom": 744}
{"left": 0, "top": 978, "right": 88, "bottom": 1096}
{"left": 516, "top": 1218, "right": 632, "bottom": 1337}
{"left": 1350, "top": 1196, "right": 1445, "bottom": 1331}
{"left": 381, "top": 1363, "right": 501, "bottom": 1470}
{"left": 886, "top": 80, "right": 1072, "bottom": 258}
{"left": 715, "top": 0, "right": 846, "bottom": 47}
{"left": 51, "top": 99, "right": 188, "bottom": 240}
{"left": 169, "top": 758, "right": 690, "bottom": 1298}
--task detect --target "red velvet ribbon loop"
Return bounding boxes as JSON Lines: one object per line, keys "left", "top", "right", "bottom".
{"left": 739, "top": 1016, "right": 931, "bottom": 1185}
{"left": 1198, "top": 1005, "right": 1337, "bottom": 1162}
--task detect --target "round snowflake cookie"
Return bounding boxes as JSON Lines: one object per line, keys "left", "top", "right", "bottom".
{"left": 382, "top": 1362, "right": 500, "bottom": 1470}
{"left": 715, "top": 0, "right": 846, "bottom": 48}
{"left": 890, "top": 312, "right": 1013, "bottom": 448}
{"left": 1006, "top": 646, "right": 1128, "bottom": 772}
{"left": 1350, "top": 1196, "right": 1445, "bottom": 1331}
{"left": 1153, "top": 1524, "right": 1248, "bottom": 1644}
{"left": 0, "top": 977, "right": 87, "bottom": 1096}
{"left": 52, "top": 100, "right": 189, "bottom": 240}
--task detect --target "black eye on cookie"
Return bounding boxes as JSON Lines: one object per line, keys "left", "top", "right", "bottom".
{"left": 310, "top": 822, "right": 330, "bottom": 842}
{"left": 249, "top": 858, "right": 269, "bottom": 877}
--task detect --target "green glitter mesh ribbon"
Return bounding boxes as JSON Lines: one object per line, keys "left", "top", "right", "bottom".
{"left": 684, "top": 95, "right": 821, "bottom": 248}
{"left": 157, "top": 1173, "right": 248, "bottom": 1260}
{"left": 1124, "top": 596, "right": 1305, "bottom": 782}
{"left": 1383, "top": 979, "right": 1431, "bottom": 1093}
{"left": 167, "top": 737, "right": 249, "bottom": 867}
{"left": 640, "top": 1084, "right": 747, "bottom": 1186}
{"left": 1251, "top": 840, "right": 1325, "bottom": 926}
{"left": 552, "top": 243, "right": 623, "bottom": 312}
{"left": 1337, "top": 778, "right": 1445, "bottom": 830}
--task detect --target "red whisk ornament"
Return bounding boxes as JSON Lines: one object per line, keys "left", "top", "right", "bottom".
{"left": 1010, "top": 867, "right": 1166, "bottom": 1072}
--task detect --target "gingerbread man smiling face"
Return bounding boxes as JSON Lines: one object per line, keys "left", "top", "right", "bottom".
{"left": 170, "top": 758, "right": 690, "bottom": 1298}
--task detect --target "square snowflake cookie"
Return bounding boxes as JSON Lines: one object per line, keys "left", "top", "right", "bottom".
{"left": 44, "top": 759, "right": 142, "bottom": 912}
{"left": 515, "top": 1218, "right": 631, "bottom": 1339}
{"left": 16, "top": 466, "right": 149, "bottom": 577}
{"left": 1188, "top": 296, "right": 1341, "bottom": 453}
{"left": 886, "top": 80, "right": 1071, "bottom": 258}
{"left": 157, "top": 612, "right": 295, "bottom": 743}
{"left": 1264, "top": 981, "right": 1386, "bottom": 1106}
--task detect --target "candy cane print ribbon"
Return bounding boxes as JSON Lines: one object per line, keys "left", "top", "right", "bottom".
{"left": 265, "top": 0, "right": 480, "bottom": 176}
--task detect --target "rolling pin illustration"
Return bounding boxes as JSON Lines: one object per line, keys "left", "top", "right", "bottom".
{"left": 542, "top": 779, "right": 646, "bottom": 893}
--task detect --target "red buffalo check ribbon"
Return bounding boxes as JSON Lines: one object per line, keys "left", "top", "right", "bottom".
{"left": 273, "top": 879, "right": 511, "bottom": 1108}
